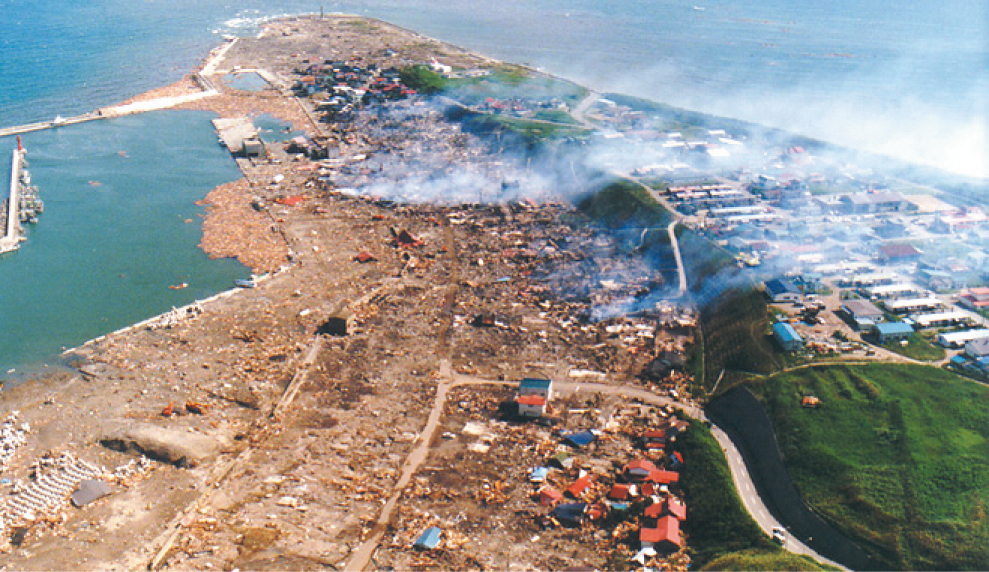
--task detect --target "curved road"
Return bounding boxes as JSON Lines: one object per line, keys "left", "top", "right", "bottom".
{"left": 349, "top": 90, "right": 844, "bottom": 571}
{"left": 346, "top": 365, "right": 844, "bottom": 571}
{"left": 668, "top": 220, "right": 687, "bottom": 298}
{"left": 569, "top": 89, "right": 600, "bottom": 129}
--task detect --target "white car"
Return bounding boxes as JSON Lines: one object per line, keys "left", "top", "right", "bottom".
{"left": 772, "top": 526, "right": 787, "bottom": 545}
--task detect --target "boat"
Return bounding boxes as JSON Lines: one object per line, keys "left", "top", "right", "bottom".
{"left": 235, "top": 273, "right": 268, "bottom": 288}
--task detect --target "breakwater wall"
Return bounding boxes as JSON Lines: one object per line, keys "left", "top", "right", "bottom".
{"left": 0, "top": 112, "right": 102, "bottom": 140}
{"left": 1, "top": 149, "right": 24, "bottom": 254}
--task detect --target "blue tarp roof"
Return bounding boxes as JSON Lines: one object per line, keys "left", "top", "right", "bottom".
{"left": 529, "top": 467, "right": 550, "bottom": 481}
{"left": 414, "top": 526, "right": 442, "bottom": 550}
{"left": 552, "top": 502, "right": 587, "bottom": 525}
{"left": 876, "top": 322, "right": 914, "bottom": 335}
{"left": 563, "top": 430, "right": 596, "bottom": 448}
{"left": 772, "top": 322, "right": 803, "bottom": 343}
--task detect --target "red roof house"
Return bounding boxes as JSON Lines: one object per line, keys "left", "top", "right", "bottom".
{"left": 960, "top": 287, "right": 989, "bottom": 310}
{"left": 879, "top": 243, "right": 922, "bottom": 262}
{"left": 538, "top": 486, "right": 563, "bottom": 507}
{"left": 516, "top": 394, "right": 546, "bottom": 418}
{"left": 648, "top": 469, "right": 680, "bottom": 485}
{"left": 641, "top": 429, "right": 666, "bottom": 450}
{"left": 645, "top": 497, "right": 687, "bottom": 521}
{"left": 567, "top": 475, "right": 594, "bottom": 498}
{"left": 587, "top": 502, "right": 608, "bottom": 521}
{"left": 608, "top": 483, "right": 637, "bottom": 501}
{"left": 623, "top": 459, "right": 660, "bottom": 482}
{"left": 640, "top": 515, "right": 681, "bottom": 551}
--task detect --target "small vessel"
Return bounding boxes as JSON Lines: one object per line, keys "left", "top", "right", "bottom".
{"left": 168, "top": 282, "right": 189, "bottom": 290}
{"left": 234, "top": 277, "right": 257, "bottom": 288}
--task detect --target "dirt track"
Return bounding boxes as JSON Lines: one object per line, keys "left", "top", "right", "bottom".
{"left": 0, "top": 15, "right": 702, "bottom": 571}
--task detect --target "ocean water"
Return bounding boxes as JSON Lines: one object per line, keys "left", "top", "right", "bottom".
{"left": 0, "top": 0, "right": 984, "bottom": 376}
{"left": 1, "top": 0, "right": 985, "bottom": 177}
{"left": 0, "top": 111, "right": 246, "bottom": 378}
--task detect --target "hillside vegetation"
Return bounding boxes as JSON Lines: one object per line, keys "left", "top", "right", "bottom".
{"left": 751, "top": 364, "right": 989, "bottom": 570}
{"left": 701, "top": 548, "right": 832, "bottom": 571}
{"left": 676, "top": 420, "right": 834, "bottom": 570}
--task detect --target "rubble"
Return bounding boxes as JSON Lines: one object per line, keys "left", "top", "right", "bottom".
{"left": 0, "top": 14, "right": 707, "bottom": 571}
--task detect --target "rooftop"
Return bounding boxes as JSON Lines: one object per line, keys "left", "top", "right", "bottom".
{"left": 875, "top": 322, "right": 914, "bottom": 335}
{"left": 842, "top": 299, "right": 883, "bottom": 317}
{"left": 772, "top": 322, "right": 803, "bottom": 344}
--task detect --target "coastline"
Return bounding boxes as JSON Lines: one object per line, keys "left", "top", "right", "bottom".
{"left": 0, "top": 14, "right": 845, "bottom": 571}
{"left": 0, "top": 15, "right": 531, "bottom": 569}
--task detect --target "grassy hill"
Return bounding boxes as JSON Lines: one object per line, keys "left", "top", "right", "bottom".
{"left": 750, "top": 363, "right": 989, "bottom": 570}
{"left": 701, "top": 548, "right": 833, "bottom": 571}
{"left": 676, "top": 420, "right": 835, "bottom": 570}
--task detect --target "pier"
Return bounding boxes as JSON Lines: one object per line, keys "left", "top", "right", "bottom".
{"left": 0, "top": 35, "right": 237, "bottom": 257}
{"left": 0, "top": 146, "right": 24, "bottom": 254}
{"left": 0, "top": 112, "right": 102, "bottom": 140}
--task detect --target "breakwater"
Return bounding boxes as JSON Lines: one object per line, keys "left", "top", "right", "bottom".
{"left": 0, "top": 113, "right": 103, "bottom": 140}
{"left": 1, "top": 148, "right": 25, "bottom": 254}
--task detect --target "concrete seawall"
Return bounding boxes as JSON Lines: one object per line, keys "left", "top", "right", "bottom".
{"left": 0, "top": 148, "right": 24, "bottom": 254}
{"left": 0, "top": 113, "right": 103, "bottom": 140}
{"left": 0, "top": 37, "right": 238, "bottom": 143}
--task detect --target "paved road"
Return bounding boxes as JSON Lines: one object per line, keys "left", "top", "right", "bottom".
{"left": 708, "top": 424, "right": 847, "bottom": 570}
{"left": 668, "top": 220, "right": 687, "bottom": 298}
{"left": 569, "top": 89, "right": 600, "bottom": 129}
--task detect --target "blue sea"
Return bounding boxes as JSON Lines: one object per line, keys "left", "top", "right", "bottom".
{"left": 0, "top": 0, "right": 985, "bottom": 376}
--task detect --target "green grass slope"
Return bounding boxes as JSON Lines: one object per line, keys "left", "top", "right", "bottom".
{"left": 677, "top": 420, "right": 779, "bottom": 567}
{"left": 752, "top": 363, "right": 989, "bottom": 570}
{"left": 701, "top": 548, "right": 832, "bottom": 571}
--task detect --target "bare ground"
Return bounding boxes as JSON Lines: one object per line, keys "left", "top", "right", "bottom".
{"left": 0, "top": 15, "right": 697, "bottom": 571}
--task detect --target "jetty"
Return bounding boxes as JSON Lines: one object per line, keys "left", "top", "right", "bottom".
{"left": 1, "top": 144, "right": 25, "bottom": 253}
{"left": 0, "top": 112, "right": 102, "bottom": 140}
{"left": 1, "top": 138, "right": 46, "bottom": 254}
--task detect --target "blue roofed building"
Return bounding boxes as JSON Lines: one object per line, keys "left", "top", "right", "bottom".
{"left": 414, "top": 526, "right": 442, "bottom": 550}
{"left": 874, "top": 321, "right": 914, "bottom": 343}
{"left": 563, "top": 430, "right": 597, "bottom": 448}
{"left": 772, "top": 322, "right": 804, "bottom": 351}
{"left": 519, "top": 378, "right": 553, "bottom": 401}
{"left": 529, "top": 466, "right": 550, "bottom": 483}
{"left": 764, "top": 278, "right": 802, "bottom": 303}
{"left": 551, "top": 503, "right": 587, "bottom": 527}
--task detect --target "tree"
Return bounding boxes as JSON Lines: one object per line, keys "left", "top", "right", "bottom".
{"left": 399, "top": 65, "right": 448, "bottom": 94}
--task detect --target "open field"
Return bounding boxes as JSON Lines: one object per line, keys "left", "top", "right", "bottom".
{"left": 877, "top": 332, "right": 946, "bottom": 362}
{"left": 752, "top": 363, "right": 989, "bottom": 570}
{"left": 701, "top": 547, "right": 834, "bottom": 571}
